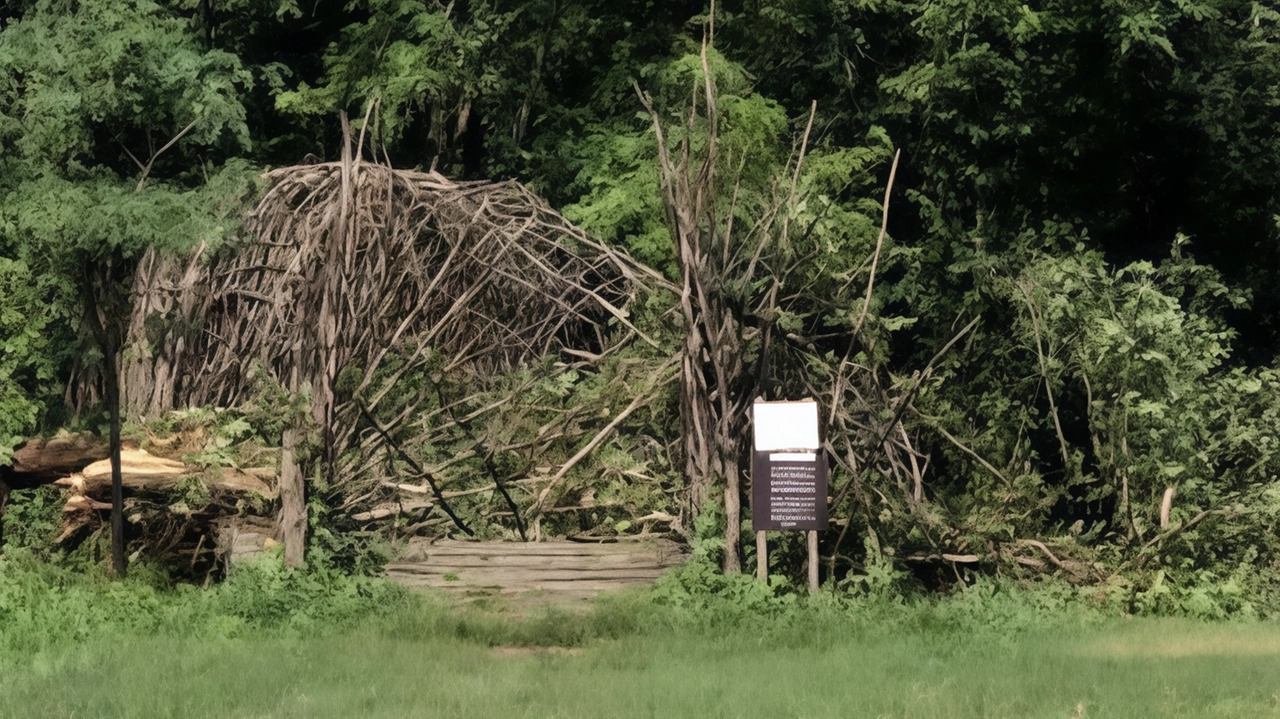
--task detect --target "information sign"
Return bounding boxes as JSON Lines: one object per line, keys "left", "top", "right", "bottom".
{"left": 750, "top": 400, "right": 828, "bottom": 531}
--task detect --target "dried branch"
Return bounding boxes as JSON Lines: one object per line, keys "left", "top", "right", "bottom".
{"left": 849, "top": 149, "right": 901, "bottom": 341}
{"left": 135, "top": 120, "right": 198, "bottom": 192}
{"left": 530, "top": 357, "right": 679, "bottom": 516}
{"left": 913, "top": 409, "right": 1012, "bottom": 488}
{"left": 358, "top": 402, "right": 473, "bottom": 536}
{"left": 122, "top": 135, "right": 673, "bottom": 548}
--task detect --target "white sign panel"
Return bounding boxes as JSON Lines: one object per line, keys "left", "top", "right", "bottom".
{"left": 753, "top": 400, "right": 820, "bottom": 451}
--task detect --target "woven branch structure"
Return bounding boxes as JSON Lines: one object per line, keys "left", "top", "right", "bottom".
{"left": 127, "top": 163, "right": 661, "bottom": 412}
{"left": 122, "top": 140, "right": 671, "bottom": 559}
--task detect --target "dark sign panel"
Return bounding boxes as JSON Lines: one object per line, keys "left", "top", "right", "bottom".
{"left": 751, "top": 450, "right": 828, "bottom": 531}
{"left": 751, "top": 400, "right": 828, "bottom": 531}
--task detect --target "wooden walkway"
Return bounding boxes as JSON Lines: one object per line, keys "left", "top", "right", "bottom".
{"left": 386, "top": 538, "right": 686, "bottom": 603}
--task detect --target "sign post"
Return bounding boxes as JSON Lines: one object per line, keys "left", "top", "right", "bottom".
{"left": 750, "top": 399, "right": 828, "bottom": 592}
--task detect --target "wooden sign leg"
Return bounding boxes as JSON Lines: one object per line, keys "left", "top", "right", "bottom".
{"left": 807, "top": 530, "right": 819, "bottom": 592}
{"left": 756, "top": 531, "right": 767, "bottom": 581}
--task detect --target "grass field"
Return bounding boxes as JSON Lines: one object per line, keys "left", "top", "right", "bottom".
{"left": 2, "top": 594, "right": 1278, "bottom": 719}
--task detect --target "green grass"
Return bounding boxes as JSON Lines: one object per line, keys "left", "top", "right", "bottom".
{"left": 3, "top": 554, "right": 1279, "bottom": 717}
{"left": 2, "top": 599, "right": 1278, "bottom": 719}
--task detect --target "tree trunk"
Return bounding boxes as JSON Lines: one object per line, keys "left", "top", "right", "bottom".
{"left": 82, "top": 258, "right": 128, "bottom": 577}
{"left": 723, "top": 458, "right": 741, "bottom": 573}
{"left": 104, "top": 317, "right": 127, "bottom": 577}
{"left": 278, "top": 427, "right": 306, "bottom": 567}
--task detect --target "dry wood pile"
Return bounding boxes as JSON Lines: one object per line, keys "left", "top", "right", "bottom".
{"left": 118, "top": 120, "right": 676, "bottom": 563}
{"left": 123, "top": 161, "right": 665, "bottom": 416}
{"left": 0, "top": 432, "right": 277, "bottom": 574}
{"left": 56, "top": 447, "right": 274, "bottom": 532}
{"left": 1, "top": 433, "right": 108, "bottom": 538}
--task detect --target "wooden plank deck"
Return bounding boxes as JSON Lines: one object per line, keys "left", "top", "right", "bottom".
{"left": 386, "top": 538, "right": 687, "bottom": 603}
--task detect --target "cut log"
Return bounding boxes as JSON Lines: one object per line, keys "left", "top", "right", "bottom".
{"left": 385, "top": 564, "right": 669, "bottom": 581}
{"left": 401, "top": 537, "right": 686, "bottom": 560}
{"left": 56, "top": 450, "right": 185, "bottom": 493}
{"left": 388, "top": 569, "right": 668, "bottom": 587}
{"left": 53, "top": 449, "right": 276, "bottom": 498}
{"left": 5, "top": 432, "right": 109, "bottom": 484}
{"left": 52, "top": 450, "right": 280, "bottom": 565}
{"left": 386, "top": 553, "right": 672, "bottom": 569}
{"left": 63, "top": 495, "right": 112, "bottom": 512}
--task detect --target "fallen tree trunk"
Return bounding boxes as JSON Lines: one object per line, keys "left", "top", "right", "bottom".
{"left": 2, "top": 432, "right": 108, "bottom": 548}
{"left": 4, "top": 432, "right": 109, "bottom": 486}
{"left": 54, "top": 449, "right": 276, "bottom": 502}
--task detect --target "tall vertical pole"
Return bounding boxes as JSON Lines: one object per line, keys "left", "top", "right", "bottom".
{"left": 724, "top": 473, "right": 741, "bottom": 573}
{"left": 756, "top": 530, "right": 767, "bottom": 581}
{"left": 279, "top": 426, "right": 306, "bottom": 567}
{"left": 108, "top": 373, "right": 125, "bottom": 577}
{"left": 104, "top": 297, "right": 126, "bottom": 578}
{"left": 807, "top": 530, "right": 819, "bottom": 592}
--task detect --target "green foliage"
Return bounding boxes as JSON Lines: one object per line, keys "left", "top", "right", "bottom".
{"left": 561, "top": 126, "right": 670, "bottom": 272}
{"left": 0, "top": 259, "right": 66, "bottom": 460}
{"left": 0, "top": 0, "right": 258, "bottom": 459}
{"left": 836, "top": 534, "right": 914, "bottom": 602}
{"left": 1122, "top": 566, "right": 1262, "bottom": 620}
{"left": 147, "top": 407, "right": 262, "bottom": 469}
{"left": 275, "top": 0, "right": 667, "bottom": 180}
{"left": 562, "top": 46, "right": 872, "bottom": 279}
{"left": 0, "top": 487, "right": 62, "bottom": 556}
{"left": 3, "top": 609, "right": 1278, "bottom": 718}
{"left": 0, "top": 549, "right": 410, "bottom": 660}
{"left": 275, "top": 0, "right": 487, "bottom": 137}
{"left": 0, "top": 0, "right": 251, "bottom": 170}
{"left": 650, "top": 557, "right": 802, "bottom": 620}
{"left": 348, "top": 343, "right": 681, "bottom": 541}
{"left": 211, "top": 550, "right": 408, "bottom": 630}
{"left": 7, "top": 175, "right": 226, "bottom": 261}
{"left": 902, "top": 234, "right": 1280, "bottom": 602}
{"left": 3, "top": 547, "right": 1279, "bottom": 719}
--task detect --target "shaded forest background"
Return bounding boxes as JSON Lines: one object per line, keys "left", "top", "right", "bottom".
{"left": 2, "top": 0, "right": 1280, "bottom": 612}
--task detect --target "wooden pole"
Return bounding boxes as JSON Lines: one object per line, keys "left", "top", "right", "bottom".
{"left": 104, "top": 306, "right": 126, "bottom": 578}
{"left": 108, "top": 371, "right": 125, "bottom": 577}
{"left": 807, "top": 530, "right": 819, "bottom": 592}
{"left": 279, "top": 427, "right": 306, "bottom": 567}
{"left": 724, "top": 474, "right": 741, "bottom": 573}
{"left": 756, "top": 530, "right": 767, "bottom": 581}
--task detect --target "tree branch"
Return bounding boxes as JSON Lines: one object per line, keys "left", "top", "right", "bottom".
{"left": 136, "top": 120, "right": 198, "bottom": 192}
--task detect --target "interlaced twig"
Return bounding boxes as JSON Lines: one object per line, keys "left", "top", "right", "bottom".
{"left": 121, "top": 125, "right": 675, "bottom": 548}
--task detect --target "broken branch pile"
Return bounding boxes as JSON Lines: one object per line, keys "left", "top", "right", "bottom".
{"left": 1, "top": 433, "right": 276, "bottom": 575}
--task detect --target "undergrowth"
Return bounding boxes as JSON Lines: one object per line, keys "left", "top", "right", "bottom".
{"left": 0, "top": 548, "right": 411, "bottom": 663}
{"left": 2, "top": 549, "right": 1275, "bottom": 671}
